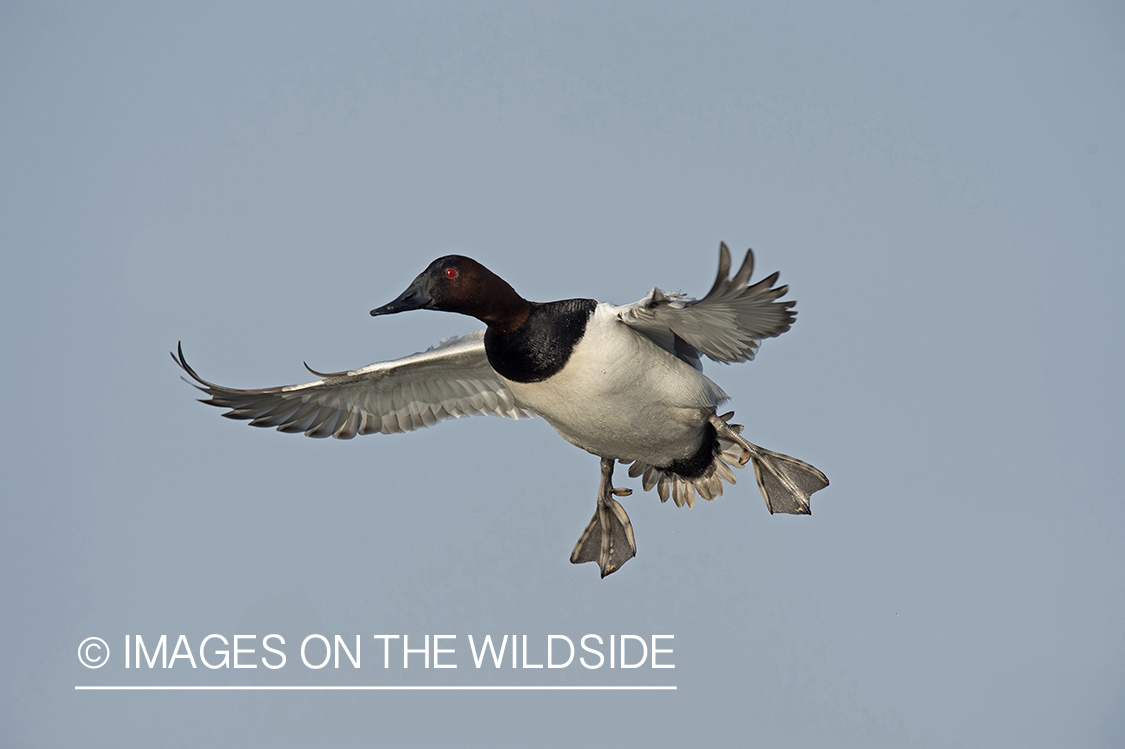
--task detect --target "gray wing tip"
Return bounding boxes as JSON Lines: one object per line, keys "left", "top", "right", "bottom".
{"left": 172, "top": 342, "right": 208, "bottom": 387}
{"left": 707, "top": 242, "right": 762, "bottom": 297}
{"left": 731, "top": 246, "right": 755, "bottom": 287}
{"left": 303, "top": 361, "right": 347, "bottom": 378}
{"left": 706, "top": 242, "right": 734, "bottom": 297}
{"left": 173, "top": 343, "right": 239, "bottom": 407}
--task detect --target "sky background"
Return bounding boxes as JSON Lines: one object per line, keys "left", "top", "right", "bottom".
{"left": 3, "top": 2, "right": 1124, "bottom": 747}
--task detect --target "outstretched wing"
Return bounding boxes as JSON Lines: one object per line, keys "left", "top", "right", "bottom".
{"left": 173, "top": 330, "right": 533, "bottom": 439}
{"left": 615, "top": 242, "right": 797, "bottom": 364}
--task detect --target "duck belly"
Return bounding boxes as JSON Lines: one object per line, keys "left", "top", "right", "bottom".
{"left": 502, "top": 307, "right": 728, "bottom": 466}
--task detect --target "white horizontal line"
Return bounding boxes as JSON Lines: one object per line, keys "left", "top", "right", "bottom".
{"left": 75, "top": 685, "right": 676, "bottom": 691}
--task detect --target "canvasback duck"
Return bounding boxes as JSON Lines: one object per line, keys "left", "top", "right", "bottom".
{"left": 175, "top": 243, "right": 828, "bottom": 577}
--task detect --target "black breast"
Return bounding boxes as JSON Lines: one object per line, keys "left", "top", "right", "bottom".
{"left": 485, "top": 299, "right": 597, "bottom": 383}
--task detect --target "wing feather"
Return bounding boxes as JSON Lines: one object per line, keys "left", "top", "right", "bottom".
{"left": 174, "top": 331, "right": 533, "bottom": 439}
{"left": 617, "top": 243, "right": 797, "bottom": 363}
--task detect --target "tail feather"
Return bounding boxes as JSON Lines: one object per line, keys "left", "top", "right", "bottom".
{"left": 625, "top": 411, "right": 828, "bottom": 514}
{"left": 625, "top": 413, "right": 747, "bottom": 509}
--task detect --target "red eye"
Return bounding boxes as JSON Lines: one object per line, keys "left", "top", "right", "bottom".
{"left": 445, "top": 268, "right": 457, "bottom": 278}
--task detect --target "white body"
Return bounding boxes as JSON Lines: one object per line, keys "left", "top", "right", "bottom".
{"left": 501, "top": 303, "right": 729, "bottom": 465}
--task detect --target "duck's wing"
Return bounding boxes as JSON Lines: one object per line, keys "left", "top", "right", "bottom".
{"left": 616, "top": 242, "right": 797, "bottom": 364}
{"left": 173, "top": 330, "right": 533, "bottom": 439}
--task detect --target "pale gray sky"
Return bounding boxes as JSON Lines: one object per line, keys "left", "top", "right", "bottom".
{"left": 3, "top": 2, "right": 1124, "bottom": 747}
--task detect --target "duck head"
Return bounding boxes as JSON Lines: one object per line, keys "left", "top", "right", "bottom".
{"left": 370, "top": 255, "right": 531, "bottom": 332}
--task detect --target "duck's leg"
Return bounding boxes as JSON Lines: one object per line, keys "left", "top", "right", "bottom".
{"left": 709, "top": 413, "right": 829, "bottom": 515}
{"left": 570, "top": 458, "right": 637, "bottom": 577}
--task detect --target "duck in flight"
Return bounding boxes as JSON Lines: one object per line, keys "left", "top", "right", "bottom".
{"left": 174, "top": 243, "right": 828, "bottom": 577}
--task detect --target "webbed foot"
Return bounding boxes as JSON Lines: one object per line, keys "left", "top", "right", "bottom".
{"left": 570, "top": 458, "right": 637, "bottom": 577}
{"left": 709, "top": 413, "right": 829, "bottom": 515}
{"left": 747, "top": 444, "right": 830, "bottom": 514}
